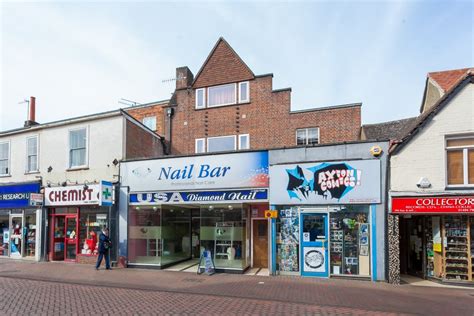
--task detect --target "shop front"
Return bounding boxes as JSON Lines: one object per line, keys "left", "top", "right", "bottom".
{"left": 45, "top": 181, "right": 114, "bottom": 264}
{"left": 269, "top": 153, "right": 386, "bottom": 281}
{"left": 392, "top": 196, "right": 474, "bottom": 284}
{"left": 0, "top": 182, "right": 42, "bottom": 261}
{"left": 120, "top": 151, "right": 270, "bottom": 273}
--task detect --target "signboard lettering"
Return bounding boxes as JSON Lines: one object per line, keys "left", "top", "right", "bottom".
{"left": 392, "top": 197, "right": 474, "bottom": 213}
{"left": 130, "top": 189, "right": 268, "bottom": 205}
{"left": 121, "top": 151, "right": 269, "bottom": 191}
{"left": 0, "top": 183, "right": 40, "bottom": 209}
{"left": 269, "top": 160, "right": 381, "bottom": 205}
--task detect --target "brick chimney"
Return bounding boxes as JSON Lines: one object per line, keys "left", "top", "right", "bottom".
{"left": 24, "top": 96, "right": 39, "bottom": 127}
{"left": 175, "top": 67, "right": 194, "bottom": 90}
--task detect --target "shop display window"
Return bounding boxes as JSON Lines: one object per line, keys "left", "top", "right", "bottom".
{"left": 79, "top": 208, "right": 108, "bottom": 256}
{"left": 25, "top": 211, "right": 36, "bottom": 258}
{"left": 276, "top": 207, "right": 300, "bottom": 273}
{"left": 0, "top": 214, "right": 9, "bottom": 257}
{"left": 128, "top": 206, "right": 162, "bottom": 265}
{"left": 329, "top": 206, "right": 370, "bottom": 276}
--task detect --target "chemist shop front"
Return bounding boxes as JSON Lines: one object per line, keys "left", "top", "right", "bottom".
{"left": 0, "top": 182, "right": 43, "bottom": 261}
{"left": 269, "top": 158, "right": 385, "bottom": 280}
{"left": 45, "top": 181, "right": 114, "bottom": 264}
{"left": 120, "top": 151, "right": 270, "bottom": 273}
{"left": 392, "top": 196, "right": 474, "bottom": 284}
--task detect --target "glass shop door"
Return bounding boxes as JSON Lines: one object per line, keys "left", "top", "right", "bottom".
{"left": 300, "top": 213, "right": 329, "bottom": 277}
{"left": 64, "top": 216, "right": 78, "bottom": 261}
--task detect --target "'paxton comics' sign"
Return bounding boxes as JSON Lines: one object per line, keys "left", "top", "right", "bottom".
{"left": 392, "top": 196, "right": 474, "bottom": 213}
{"left": 0, "top": 183, "right": 41, "bottom": 208}
{"left": 130, "top": 189, "right": 268, "bottom": 205}
{"left": 121, "top": 151, "right": 269, "bottom": 192}
{"left": 269, "top": 160, "right": 381, "bottom": 205}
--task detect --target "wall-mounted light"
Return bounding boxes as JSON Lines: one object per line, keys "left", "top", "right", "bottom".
{"left": 47, "top": 166, "right": 53, "bottom": 173}
{"left": 228, "top": 205, "right": 233, "bottom": 210}
{"left": 112, "top": 159, "right": 119, "bottom": 166}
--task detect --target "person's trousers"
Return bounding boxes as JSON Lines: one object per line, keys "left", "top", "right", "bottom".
{"left": 96, "top": 251, "right": 110, "bottom": 269}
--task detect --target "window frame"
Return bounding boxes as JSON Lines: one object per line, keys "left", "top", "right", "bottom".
{"left": 238, "top": 134, "right": 250, "bottom": 150}
{"left": 0, "top": 141, "right": 11, "bottom": 177}
{"left": 445, "top": 135, "right": 474, "bottom": 187}
{"left": 25, "top": 135, "right": 39, "bottom": 173}
{"left": 295, "top": 127, "right": 320, "bottom": 146}
{"left": 207, "top": 83, "right": 237, "bottom": 108}
{"left": 195, "top": 88, "right": 206, "bottom": 109}
{"left": 142, "top": 116, "right": 157, "bottom": 131}
{"left": 68, "top": 126, "right": 89, "bottom": 169}
{"left": 195, "top": 138, "right": 206, "bottom": 154}
{"left": 238, "top": 81, "right": 250, "bottom": 103}
{"left": 207, "top": 135, "right": 237, "bottom": 153}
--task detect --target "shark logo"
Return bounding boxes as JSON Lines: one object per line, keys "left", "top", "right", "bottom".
{"left": 286, "top": 163, "right": 362, "bottom": 201}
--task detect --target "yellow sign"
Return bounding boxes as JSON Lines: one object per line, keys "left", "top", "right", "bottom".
{"left": 370, "top": 145, "right": 383, "bottom": 157}
{"left": 264, "top": 210, "right": 278, "bottom": 219}
{"left": 433, "top": 243, "right": 442, "bottom": 252}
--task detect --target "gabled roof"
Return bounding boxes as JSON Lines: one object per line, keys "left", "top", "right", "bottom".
{"left": 361, "top": 117, "right": 417, "bottom": 141}
{"left": 391, "top": 69, "right": 473, "bottom": 154}
{"left": 428, "top": 68, "right": 473, "bottom": 92}
{"left": 192, "top": 37, "right": 255, "bottom": 88}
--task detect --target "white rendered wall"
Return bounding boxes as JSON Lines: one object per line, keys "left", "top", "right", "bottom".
{"left": 0, "top": 115, "right": 123, "bottom": 185}
{"left": 391, "top": 83, "right": 474, "bottom": 194}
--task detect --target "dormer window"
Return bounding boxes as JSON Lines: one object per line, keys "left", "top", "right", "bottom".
{"left": 195, "top": 81, "right": 249, "bottom": 109}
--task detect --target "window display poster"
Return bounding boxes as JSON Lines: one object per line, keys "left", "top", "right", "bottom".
{"left": 432, "top": 217, "right": 442, "bottom": 253}
{"left": 303, "top": 247, "right": 326, "bottom": 273}
{"left": 277, "top": 208, "right": 299, "bottom": 272}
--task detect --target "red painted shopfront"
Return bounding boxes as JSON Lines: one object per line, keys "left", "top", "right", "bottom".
{"left": 392, "top": 196, "right": 474, "bottom": 283}
{"left": 45, "top": 182, "right": 113, "bottom": 263}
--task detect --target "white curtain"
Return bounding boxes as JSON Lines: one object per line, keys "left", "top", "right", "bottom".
{"left": 208, "top": 84, "right": 235, "bottom": 106}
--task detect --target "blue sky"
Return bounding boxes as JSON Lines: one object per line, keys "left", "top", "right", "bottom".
{"left": 1, "top": 1, "right": 472, "bottom": 131}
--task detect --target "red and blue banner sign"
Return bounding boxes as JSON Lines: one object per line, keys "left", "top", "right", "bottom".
{"left": 0, "top": 183, "right": 41, "bottom": 209}
{"left": 130, "top": 189, "right": 268, "bottom": 205}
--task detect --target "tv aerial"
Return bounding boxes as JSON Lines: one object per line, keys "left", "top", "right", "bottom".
{"left": 118, "top": 98, "right": 141, "bottom": 107}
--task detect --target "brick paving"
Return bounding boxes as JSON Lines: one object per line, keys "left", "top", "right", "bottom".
{"left": 0, "top": 259, "right": 472, "bottom": 315}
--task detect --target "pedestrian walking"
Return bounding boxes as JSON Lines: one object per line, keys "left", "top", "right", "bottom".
{"left": 95, "top": 227, "right": 112, "bottom": 270}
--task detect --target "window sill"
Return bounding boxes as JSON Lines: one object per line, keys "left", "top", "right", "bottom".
{"left": 25, "top": 171, "right": 40, "bottom": 175}
{"left": 66, "top": 167, "right": 89, "bottom": 172}
{"left": 195, "top": 101, "right": 251, "bottom": 111}
{"left": 445, "top": 186, "right": 474, "bottom": 191}
{"left": 0, "top": 174, "right": 11, "bottom": 178}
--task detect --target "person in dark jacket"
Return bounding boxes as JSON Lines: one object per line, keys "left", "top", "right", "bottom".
{"left": 95, "top": 227, "right": 112, "bottom": 270}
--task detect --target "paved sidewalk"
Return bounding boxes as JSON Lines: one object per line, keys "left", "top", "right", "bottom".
{"left": 0, "top": 258, "right": 472, "bottom": 315}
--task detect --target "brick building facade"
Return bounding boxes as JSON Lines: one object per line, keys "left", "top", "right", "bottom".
{"left": 128, "top": 37, "right": 361, "bottom": 155}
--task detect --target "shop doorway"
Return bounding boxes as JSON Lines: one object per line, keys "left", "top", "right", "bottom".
{"left": 252, "top": 219, "right": 268, "bottom": 268}
{"left": 300, "top": 212, "right": 329, "bottom": 277}
{"left": 50, "top": 215, "right": 79, "bottom": 262}
{"left": 399, "top": 216, "right": 425, "bottom": 278}
{"left": 9, "top": 215, "right": 24, "bottom": 258}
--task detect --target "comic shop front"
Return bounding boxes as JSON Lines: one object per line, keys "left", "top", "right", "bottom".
{"left": 269, "top": 159, "right": 383, "bottom": 280}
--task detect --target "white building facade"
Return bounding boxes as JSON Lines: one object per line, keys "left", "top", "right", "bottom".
{"left": 0, "top": 109, "right": 164, "bottom": 263}
{"left": 388, "top": 71, "right": 474, "bottom": 284}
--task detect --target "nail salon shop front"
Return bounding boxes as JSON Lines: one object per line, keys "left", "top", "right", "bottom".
{"left": 119, "top": 151, "right": 270, "bottom": 273}
{"left": 269, "top": 158, "right": 384, "bottom": 280}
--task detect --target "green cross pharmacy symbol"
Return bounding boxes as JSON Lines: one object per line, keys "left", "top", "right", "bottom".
{"left": 102, "top": 188, "right": 112, "bottom": 199}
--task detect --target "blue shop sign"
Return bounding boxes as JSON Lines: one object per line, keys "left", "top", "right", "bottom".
{"left": 130, "top": 189, "right": 268, "bottom": 205}
{"left": 0, "top": 183, "right": 41, "bottom": 209}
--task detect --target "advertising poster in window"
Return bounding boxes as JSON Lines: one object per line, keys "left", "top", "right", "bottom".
{"left": 269, "top": 160, "right": 381, "bottom": 205}
{"left": 303, "top": 247, "right": 326, "bottom": 273}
